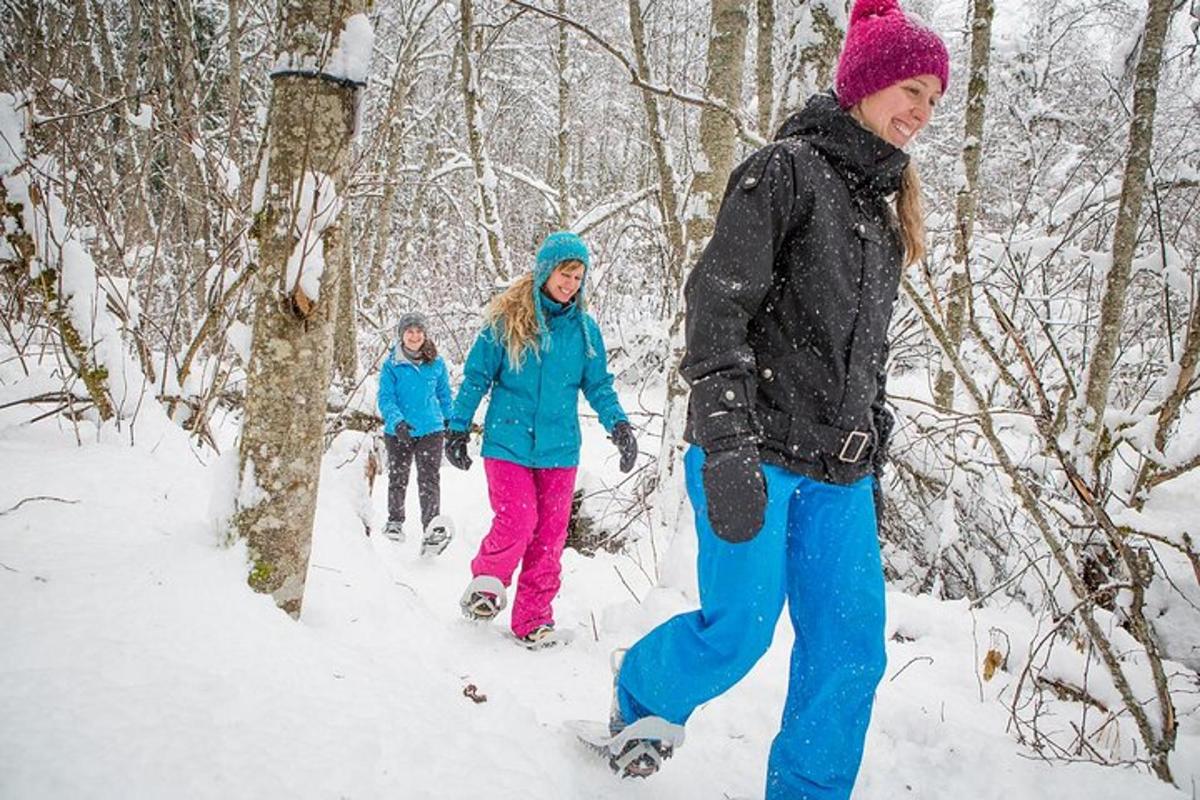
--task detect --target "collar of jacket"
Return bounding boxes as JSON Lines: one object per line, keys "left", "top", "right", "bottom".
{"left": 538, "top": 290, "right": 578, "bottom": 320}
{"left": 390, "top": 343, "right": 423, "bottom": 366}
{"left": 773, "top": 91, "right": 909, "bottom": 198}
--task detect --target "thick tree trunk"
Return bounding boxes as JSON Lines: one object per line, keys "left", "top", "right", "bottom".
{"left": 755, "top": 0, "right": 775, "bottom": 136}
{"left": 1081, "top": 0, "right": 1177, "bottom": 467}
{"left": 777, "top": 1, "right": 842, "bottom": 120}
{"left": 933, "top": 0, "right": 994, "bottom": 409}
{"left": 686, "top": 0, "right": 749, "bottom": 250}
{"left": 233, "top": 0, "right": 369, "bottom": 617}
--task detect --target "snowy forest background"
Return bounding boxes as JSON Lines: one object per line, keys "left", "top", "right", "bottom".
{"left": 3, "top": 0, "right": 1200, "bottom": 796}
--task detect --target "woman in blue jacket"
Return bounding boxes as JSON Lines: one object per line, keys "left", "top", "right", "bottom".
{"left": 377, "top": 312, "right": 452, "bottom": 545}
{"left": 445, "top": 231, "right": 638, "bottom": 648}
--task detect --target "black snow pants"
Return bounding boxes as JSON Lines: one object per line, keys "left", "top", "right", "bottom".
{"left": 384, "top": 431, "right": 444, "bottom": 529}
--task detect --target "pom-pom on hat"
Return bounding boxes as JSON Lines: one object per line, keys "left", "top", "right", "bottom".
{"left": 835, "top": 0, "right": 950, "bottom": 110}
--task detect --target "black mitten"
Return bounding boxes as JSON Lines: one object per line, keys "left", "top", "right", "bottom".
{"left": 610, "top": 422, "right": 638, "bottom": 473}
{"left": 393, "top": 421, "right": 412, "bottom": 442}
{"left": 445, "top": 430, "right": 472, "bottom": 471}
{"left": 701, "top": 446, "right": 766, "bottom": 543}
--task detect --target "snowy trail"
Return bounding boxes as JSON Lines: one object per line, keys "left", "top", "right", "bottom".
{"left": 1, "top": 412, "right": 1194, "bottom": 799}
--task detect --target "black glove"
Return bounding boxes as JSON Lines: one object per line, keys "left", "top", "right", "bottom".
{"left": 392, "top": 421, "right": 412, "bottom": 442}
{"left": 610, "top": 422, "right": 638, "bottom": 473}
{"left": 701, "top": 446, "right": 766, "bottom": 543}
{"left": 445, "top": 430, "right": 472, "bottom": 471}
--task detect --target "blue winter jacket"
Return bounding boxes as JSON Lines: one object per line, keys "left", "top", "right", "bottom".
{"left": 377, "top": 351, "right": 453, "bottom": 437}
{"left": 450, "top": 294, "right": 627, "bottom": 468}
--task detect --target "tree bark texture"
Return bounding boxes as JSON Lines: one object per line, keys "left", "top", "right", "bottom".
{"left": 459, "top": 0, "right": 509, "bottom": 281}
{"left": 755, "top": 0, "right": 775, "bottom": 136}
{"left": 933, "top": 0, "right": 994, "bottom": 409}
{"left": 686, "top": 0, "right": 749, "bottom": 251}
{"left": 627, "top": 0, "right": 690, "bottom": 540}
{"left": 1081, "top": 0, "right": 1177, "bottom": 462}
{"left": 234, "top": 0, "right": 367, "bottom": 617}
{"left": 555, "top": 0, "right": 571, "bottom": 229}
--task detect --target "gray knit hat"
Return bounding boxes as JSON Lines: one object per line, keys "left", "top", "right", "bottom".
{"left": 396, "top": 312, "right": 427, "bottom": 336}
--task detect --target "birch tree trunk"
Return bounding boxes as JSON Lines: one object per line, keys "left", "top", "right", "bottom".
{"left": 233, "top": 0, "right": 369, "bottom": 617}
{"left": 1081, "top": 0, "right": 1176, "bottom": 469}
{"left": 755, "top": 0, "right": 775, "bottom": 136}
{"left": 932, "top": 0, "right": 993, "bottom": 409}
{"left": 657, "top": 0, "right": 749, "bottom": 590}
{"left": 228, "top": 0, "right": 243, "bottom": 166}
{"left": 627, "top": 0, "right": 691, "bottom": 556}
{"left": 555, "top": 0, "right": 571, "bottom": 229}
{"left": 687, "top": 0, "right": 750, "bottom": 251}
{"left": 777, "top": 1, "right": 842, "bottom": 120}
{"left": 459, "top": 0, "right": 509, "bottom": 281}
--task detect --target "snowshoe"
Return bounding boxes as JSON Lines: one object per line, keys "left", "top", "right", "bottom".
{"left": 566, "top": 716, "right": 685, "bottom": 779}
{"left": 420, "top": 515, "right": 454, "bottom": 557}
{"left": 383, "top": 520, "right": 405, "bottom": 543}
{"left": 460, "top": 575, "right": 507, "bottom": 621}
{"left": 515, "top": 624, "right": 575, "bottom": 650}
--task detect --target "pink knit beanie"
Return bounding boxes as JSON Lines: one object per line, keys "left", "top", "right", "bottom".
{"left": 835, "top": 0, "right": 950, "bottom": 110}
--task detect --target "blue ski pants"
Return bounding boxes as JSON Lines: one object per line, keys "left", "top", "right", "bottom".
{"left": 616, "top": 446, "right": 886, "bottom": 800}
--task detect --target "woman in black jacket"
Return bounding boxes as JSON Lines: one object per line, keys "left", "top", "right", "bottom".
{"left": 598, "top": 1, "right": 950, "bottom": 797}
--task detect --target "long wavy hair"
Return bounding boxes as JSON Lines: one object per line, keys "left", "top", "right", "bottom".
{"left": 896, "top": 161, "right": 926, "bottom": 266}
{"left": 484, "top": 273, "right": 540, "bottom": 368}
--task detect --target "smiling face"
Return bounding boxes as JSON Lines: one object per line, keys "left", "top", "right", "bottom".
{"left": 402, "top": 326, "right": 426, "bottom": 351}
{"left": 852, "top": 74, "right": 941, "bottom": 148}
{"left": 542, "top": 260, "right": 585, "bottom": 304}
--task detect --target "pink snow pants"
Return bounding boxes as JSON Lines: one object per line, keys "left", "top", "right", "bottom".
{"left": 471, "top": 458, "right": 578, "bottom": 638}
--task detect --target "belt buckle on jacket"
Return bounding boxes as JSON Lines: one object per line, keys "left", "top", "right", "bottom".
{"left": 838, "top": 430, "right": 871, "bottom": 463}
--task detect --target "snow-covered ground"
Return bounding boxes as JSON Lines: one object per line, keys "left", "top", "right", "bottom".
{"left": 1, "top": 396, "right": 1197, "bottom": 799}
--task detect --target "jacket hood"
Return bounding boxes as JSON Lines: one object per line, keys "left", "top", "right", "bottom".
{"left": 773, "top": 91, "right": 909, "bottom": 197}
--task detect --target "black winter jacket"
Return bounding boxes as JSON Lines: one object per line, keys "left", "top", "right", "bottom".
{"left": 681, "top": 92, "right": 906, "bottom": 485}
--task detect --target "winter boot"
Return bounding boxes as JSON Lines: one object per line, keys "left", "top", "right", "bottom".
{"left": 384, "top": 520, "right": 405, "bottom": 543}
{"left": 460, "top": 575, "right": 507, "bottom": 621}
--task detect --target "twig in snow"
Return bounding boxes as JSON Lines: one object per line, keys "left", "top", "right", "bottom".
{"left": 613, "top": 564, "right": 641, "bottom": 604}
{"left": 889, "top": 656, "right": 934, "bottom": 682}
{"left": 0, "top": 495, "right": 79, "bottom": 517}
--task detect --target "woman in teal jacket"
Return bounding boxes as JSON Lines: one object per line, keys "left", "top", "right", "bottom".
{"left": 377, "top": 312, "right": 452, "bottom": 543}
{"left": 446, "top": 231, "right": 638, "bottom": 648}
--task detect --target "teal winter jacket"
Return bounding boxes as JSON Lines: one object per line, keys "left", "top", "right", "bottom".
{"left": 378, "top": 351, "right": 453, "bottom": 437}
{"left": 450, "top": 294, "right": 627, "bottom": 468}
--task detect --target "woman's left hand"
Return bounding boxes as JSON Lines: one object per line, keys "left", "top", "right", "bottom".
{"left": 611, "top": 422, "right": 638, "bottom": 473}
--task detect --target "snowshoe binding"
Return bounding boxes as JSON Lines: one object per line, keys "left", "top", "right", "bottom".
{"left": 420, "top": 515, "right": 454, "bottom": 557}
{"left": 516, "top": 624, "right": 575, "bottom": 650}
{"left": 383, "top": 520, "right": 405, "bottom": 543}
{"left": 567, "top": 716, "right": 684, "bottom": 779}
{"left": 460, "top": 575, "right": 507, "bottom": 621}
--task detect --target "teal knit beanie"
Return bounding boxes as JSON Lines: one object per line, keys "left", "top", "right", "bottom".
{"left": 532, "top": 231, "right": 595, "bottom": 358}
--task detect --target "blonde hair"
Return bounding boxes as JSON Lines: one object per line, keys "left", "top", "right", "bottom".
{"left": 485, "top": 273, "right": 541, "bottom": 368}
{"left": 896, "top": 161, "right": 926, "bottom": 266}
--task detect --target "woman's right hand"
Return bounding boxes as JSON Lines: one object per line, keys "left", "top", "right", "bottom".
{"left": 445, "top": 430, "right": 472, "bottom": 471}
